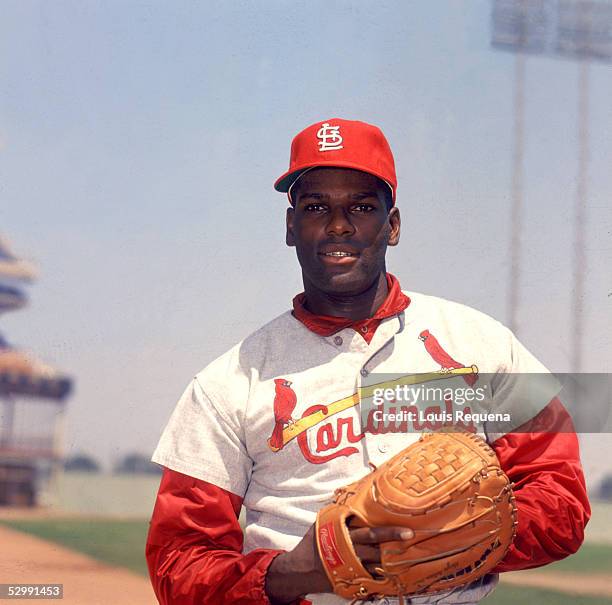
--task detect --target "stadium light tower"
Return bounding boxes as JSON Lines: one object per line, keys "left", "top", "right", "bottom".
{"left": 491, "top": 0, "right": 612, "bottom": 371}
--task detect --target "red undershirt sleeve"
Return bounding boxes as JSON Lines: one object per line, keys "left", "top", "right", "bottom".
{"left": 146, "top": 468, "right": 311, "bottom": 604}
{"left": 490, "top": 397, "right": 591, "bottom": 572}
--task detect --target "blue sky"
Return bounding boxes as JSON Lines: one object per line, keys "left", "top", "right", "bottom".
{"left": 1, "top": 1, "right": 610, "bottom": 471}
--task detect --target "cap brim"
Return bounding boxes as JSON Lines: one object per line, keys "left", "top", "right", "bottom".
{"left": 274, "top": 167, "right": 315, "bottom": 193}
{"left": 274, "top": 162, "right": 396, "bottom": 201}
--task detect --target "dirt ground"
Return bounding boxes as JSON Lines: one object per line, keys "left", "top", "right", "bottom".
{"left": 0, "top": 524, "right": 156, "bottom": 604}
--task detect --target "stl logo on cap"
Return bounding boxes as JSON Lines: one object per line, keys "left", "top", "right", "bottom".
{"left": 317, "top": 123, "right": 343, "bottom": 152}
{"left": 274, "top": 118, "right": 398, "bottom": 204}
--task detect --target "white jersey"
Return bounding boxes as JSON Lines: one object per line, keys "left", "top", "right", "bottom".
{"left": 152, "top": 291, "right": 553, "bottom": 605}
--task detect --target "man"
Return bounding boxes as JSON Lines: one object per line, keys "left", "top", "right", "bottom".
{"left": 146, "top": 118, "right": 590, "bottom": 605}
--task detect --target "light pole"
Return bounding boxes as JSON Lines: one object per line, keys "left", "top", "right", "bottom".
{"left": 491, "top": 0, "right": 612, "bottom": 371}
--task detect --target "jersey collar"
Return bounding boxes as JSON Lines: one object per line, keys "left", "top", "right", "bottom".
{"left": 292, "top": 273, "right": 410, "bottom": 343}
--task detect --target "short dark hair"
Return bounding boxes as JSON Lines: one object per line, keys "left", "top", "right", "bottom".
{"left": 380, "top": 183, "right": 393, "bottom": 212}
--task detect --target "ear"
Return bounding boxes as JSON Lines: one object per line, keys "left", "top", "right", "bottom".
{"left": 286, "top": 206, "right": 296, "bottom": 247}
{"left": 388, "top": 207, "right": 401, "bottom": 247}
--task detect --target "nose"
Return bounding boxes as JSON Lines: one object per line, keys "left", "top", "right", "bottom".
{"left": 326, "top": 206, "right": 355, "bottom": 237}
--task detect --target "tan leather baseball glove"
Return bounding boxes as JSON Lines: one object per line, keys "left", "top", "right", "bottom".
{"left": 315, "top": 432, "right": 517, "bottom": 603}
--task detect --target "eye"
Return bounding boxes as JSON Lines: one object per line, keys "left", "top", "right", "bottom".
{"left": 352, "top": 203, "right": 376, "bottom": 213}
{"left": 304, "top": 203, "right": 327, "bottom": 213}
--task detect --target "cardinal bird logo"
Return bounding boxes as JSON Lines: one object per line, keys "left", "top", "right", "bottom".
{"left": 267, "top": 378, "right": 297, "bottom": 451}
{"left": 419, "top": 330, "right": 478, "bottom": 386}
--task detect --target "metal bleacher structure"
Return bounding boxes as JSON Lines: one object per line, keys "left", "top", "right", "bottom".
{"left": 0, "top": 235, "right": 72, "bottom": 506}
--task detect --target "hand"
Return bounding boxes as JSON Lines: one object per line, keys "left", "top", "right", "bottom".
{"left": 348, "top": 525, "right": 414, "bottom": 577}
{"left": 265, "top": 523, "right": 413, "bottom": 604}
{"left": 265, "top": 524, "right": 329, "bottom": 604}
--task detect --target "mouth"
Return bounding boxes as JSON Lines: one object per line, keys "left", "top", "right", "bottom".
{"left": 320, "top": 251, "right": 358, "bottom": 258}
{"left": 318, "top": 249, "right": 360, "bottom": 266}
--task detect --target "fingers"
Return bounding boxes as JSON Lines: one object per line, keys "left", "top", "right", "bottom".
{"left": 353, "top": 545, "right": 384, "bottom": 577}
{"left": 349, "top": 527, "right": 413, "bottom": 578}
{"left": 355, "top": 544, "right": 401, "bottom": 577}
{"left": 353, "top": 544, "right": 381, "bottom": 563}
{"left": 349, "top": 526, "right": 413, "bottom": 545}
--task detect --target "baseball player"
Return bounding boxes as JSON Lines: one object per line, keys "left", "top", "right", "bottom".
{"left": 146, "top": 118, "right": 590, "bottom": 604}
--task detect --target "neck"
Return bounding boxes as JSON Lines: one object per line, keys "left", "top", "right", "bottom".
{"left": 302, "top": 272, "right": 389, "bottom": 320}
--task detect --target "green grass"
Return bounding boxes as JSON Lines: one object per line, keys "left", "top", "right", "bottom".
{"left": 1, "top": 519, "right": 150, "bottom": 576}
{"left": 484, "top": 585, "right": 612, "bottom": 605}
{"left": 538, "top": 543, "right": 612, "bottom": 575}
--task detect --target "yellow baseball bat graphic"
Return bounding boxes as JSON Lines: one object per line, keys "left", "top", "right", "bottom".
{"left": 267, "top": 365, "right": 478, "bottom": 452}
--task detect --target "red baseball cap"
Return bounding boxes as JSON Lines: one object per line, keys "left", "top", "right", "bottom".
{"left": 274, "top": 118, "right": 397, "bottom": 204}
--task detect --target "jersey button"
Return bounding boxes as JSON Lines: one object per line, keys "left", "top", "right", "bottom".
{"left": 333, "top": 336, "right": 343, "bottom": 346}
{"left": 360, "top": 326, "right": 368, "bottom": 333}
{"left": 360, "top": 368, "right": 368, "bottom": 377}
{"left": 378, "top": 443, "right": 389, "bottom": 454}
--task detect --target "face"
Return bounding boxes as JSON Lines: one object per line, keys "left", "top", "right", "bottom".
{"left": 286, "top": 168, "right": 401, "bottom": 296}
